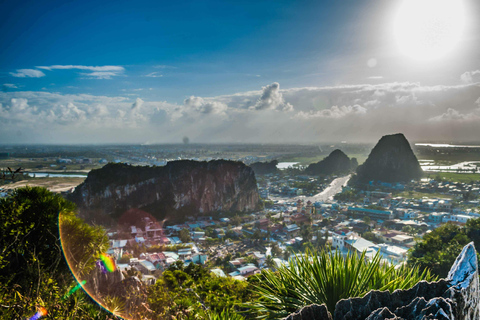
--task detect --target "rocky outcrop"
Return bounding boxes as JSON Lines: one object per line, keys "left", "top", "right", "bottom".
{"left": 284, "top": 242, "right": 479, "bottom": 320}
{"left": 249, "top": 160, "right": 279, "bottom": 175}
{"left": 284, "top": 304, "right": 332, "bottom": 320}
{"left": 305, "top": 149, "right": 357, "bottom": 176}
{"left": 70, "top": 160, "right": 259, "bottom": 221}
{"left": 354, "top": 133, "right": 423, "bottom": 183}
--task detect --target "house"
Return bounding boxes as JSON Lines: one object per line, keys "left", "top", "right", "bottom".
{"left": 285, "top": 224, "right": 300, "bottom": 235}
{"left": 344, "top": 236, "right": 375, "bottom": 255}
{"left": 331, "top": 231, "right": 351, "bottom": 250}
{"left": 137, "top": 260, "right": 156, "bottom": 275}
{"left": 442, "top": 214, "right": 474, "bottom": 224}
{"left": 237, "top": 264, "right": 261, "bottom": 277}
{"left": 191, "top": 231, "right": 205, "bottom": 240}
{"left": 427, "top": 212, "right": 448, "bottom": 223}
{"left": 211, "top": 268, "right": 227, "bottom": 277}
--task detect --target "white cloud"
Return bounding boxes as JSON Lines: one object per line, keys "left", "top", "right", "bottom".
{"left": 251, "top": 82, "right": 293, "bottom": 112}
{"left": 37, "top": 65, "right": 124, "bottom": 72}
{"left": 131, "top": 98, "right": 144, "bottom": 111}
{"left": 80, "top": 72, "right": 121, "bottom": 79}
{"left": 2, "top": 84, "right": 18, "bottom": 89}
{"left": 36, "top": 65, "right": 125, "bottom": 79}
{"left": 295, "top": 105, "right": 367, "bottom": 119}
{"left": 367, "top": 76, "right": 383, "bottom": 80}
{"left": 183, "top": 96, "right": 228, "bottom": 115}
{"left": 460, "top": 70, "right": 480, "bottom": 84}
{"left": 2, "top": 81, "right": 480, "bottom": 144}
{"left": 145, "top": 72, "right": 163, "bottom": 78}
{"left": 10, "top": 69, "right": 45, "bottom": 78}
{"left": 153, "top": 65, "right": 176, "bottom": 69}
{"left": 429, "top": 108, "right": 480, "bottom": 122}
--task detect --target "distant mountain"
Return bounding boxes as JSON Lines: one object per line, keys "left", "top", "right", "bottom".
{"left": 249, "top": 160, "right": 279, "bottom": 175}
{"left": 305, "top": 149, "right": 358, "bottom": 176}
{"left": 354, "top": 133, "right": 423, "bottom": 183}
{"left": 69, "top": 160, "right": 259, "bottom": 222}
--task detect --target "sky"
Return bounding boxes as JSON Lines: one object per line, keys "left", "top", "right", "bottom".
{"left": 1, "top": 0, "right": 480, "bottom": 144}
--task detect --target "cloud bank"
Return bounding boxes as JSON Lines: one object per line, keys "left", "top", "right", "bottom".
{"left": 1, "top": 80, "right": 480, "bottom": 144}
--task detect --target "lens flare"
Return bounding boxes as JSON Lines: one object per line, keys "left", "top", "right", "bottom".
{"left": 27, "top": 307, "right": 47, "bottom": 320}
{"left": 99, "top": 253, "right": 116, "bottom": 273}
{"left": 62, "top": 280, "right": 87, "bottom": 300}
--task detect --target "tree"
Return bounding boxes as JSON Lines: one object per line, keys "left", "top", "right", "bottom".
{"left": 271, "top": 243, "right": 282, "bottom": 257}
{"left": 265, "top": 255, "right": 275, "bottom": 269}
{"left": 231, "top": 215, "right": 242, "bottom": 226}
{"left": 0, "top": 187, "right": 114, "bottom": 319}
{"left": 300, "top": 225, "right": 312, "bottom": 243}
{"left": 408, "top": 222, "right": 471, "bottom": 277}
{"left": 179, "top": 228, "right": 192, "bottom": 243}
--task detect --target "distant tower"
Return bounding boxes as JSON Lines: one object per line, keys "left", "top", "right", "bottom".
{"left": 297, "top": 199, "right": 303, "bottom": 213}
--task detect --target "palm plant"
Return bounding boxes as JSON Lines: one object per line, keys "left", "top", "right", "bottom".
{"left": 248, "top": 249, "right": 436, "bottom": 319}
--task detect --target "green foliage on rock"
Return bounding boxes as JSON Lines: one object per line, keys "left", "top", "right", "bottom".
{"left": 408, "top": 219, "right": 480, "bottom": 278}
{"left": 248, "top": 249, "right": 436, "bottom": 319}
{"left": 147, "top": 261, "right": 256, "bottom": 319}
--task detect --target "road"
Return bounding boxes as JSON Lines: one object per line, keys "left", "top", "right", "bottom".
{"left": 296, "top": 175, "right": 351, "bottom": 203}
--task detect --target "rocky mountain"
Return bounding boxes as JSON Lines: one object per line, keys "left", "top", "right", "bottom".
{"left": 286, "top": 242, "right": 480, "bottom": 320}
{"left": 249, "top": 160, "right": 279, "bottom": 175}
{"left": 305, "top": 149, "right": 358, "bottom": 176}
{"left": 354, "top": 133, "right": 423, "bottom": 183}
{"left": 69, "top": 160, "right": 259, "bottom": 221}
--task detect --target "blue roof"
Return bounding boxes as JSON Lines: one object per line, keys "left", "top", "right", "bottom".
{"left": 348, "top": 207, "right": 392, "bottom": 215}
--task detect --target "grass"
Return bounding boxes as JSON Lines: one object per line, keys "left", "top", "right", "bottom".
{"left": 424, "top": 172, "right": 480, "bottom": 183}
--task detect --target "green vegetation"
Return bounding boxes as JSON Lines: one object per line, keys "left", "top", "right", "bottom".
{"left": 424, "top": 171, "right": 480, "bottom": 183}
{"left": 334, "top": 188, "right": 363, "bottom": 202}
{"left": 408, "top": 219, "right": 480, "bottom": 278}
{"left": 249, "top": 249, "right": 436, "bottom": 318}
{"left": 147, "top": 261, "right": 255, "bottom": 319}
{"left": 0, "top": 187, "right": 115, "bottom": 319}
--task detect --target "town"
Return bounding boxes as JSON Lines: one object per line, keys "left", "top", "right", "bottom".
{"left": 101, "top": 168, "right": 480, "bottom": 285}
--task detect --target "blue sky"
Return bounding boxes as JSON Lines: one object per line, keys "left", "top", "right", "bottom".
{"left": 1, "top": 0, "right": 480, "bottom": 144}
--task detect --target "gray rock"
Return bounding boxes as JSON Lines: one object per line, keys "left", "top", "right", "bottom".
{"left": 283, "top": 304, "right": 332, "bottom": 320}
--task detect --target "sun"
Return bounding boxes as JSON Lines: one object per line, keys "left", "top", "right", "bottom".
{"left": 393, "top": 0, "right": 466, "bottom": 61}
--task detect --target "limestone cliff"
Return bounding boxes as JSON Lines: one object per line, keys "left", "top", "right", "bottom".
{"left": 69, "top": 160, "right": 259, "bottom": 221}
{"left": 354, "top": 133, "right": 423, "bottom": 184}
{"left": 305, "top": 149, "right": 357, "bottom": 176}
{"left": 250, "top": 160, "right": 279, "bottom": 175}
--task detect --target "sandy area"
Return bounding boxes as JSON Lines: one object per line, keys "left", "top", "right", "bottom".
{"left": 2, "top": 177, "right": 86, "bottom": 193}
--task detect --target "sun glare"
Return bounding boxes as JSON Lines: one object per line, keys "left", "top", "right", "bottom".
{"left": 394, "top": 0, "right": 466, "bottom": 61}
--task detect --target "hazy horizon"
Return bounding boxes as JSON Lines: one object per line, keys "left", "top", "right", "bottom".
{"left": 2, "top": 0, "right": 480, "bottom": 144}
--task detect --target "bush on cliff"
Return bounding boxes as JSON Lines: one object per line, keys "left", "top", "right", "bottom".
{"left": 0, "top": 187, "right": 114, "bottom": 319}
{"left": 248, "top": 249, "right": 436, "bottom": 319}
{"left": 408, "top": 219, "right": 480, "bottom": 278}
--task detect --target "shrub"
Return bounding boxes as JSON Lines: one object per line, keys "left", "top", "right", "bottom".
{"left": 248, "top": 249, "right": 436, "bottom": 319}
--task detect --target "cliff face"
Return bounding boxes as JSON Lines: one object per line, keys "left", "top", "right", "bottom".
{"left": 285, "top": 242, "right": 480, "bottom": 320}
{"left": 355, "top": 133, "right": 423, "bottom": 183}
{"left": 305, "top": 149, "right": 357, "bottom": 176}
{"left": 250, "top": 160, "right": 279, "bottom": 175}
{"left": 70, "top": 160, "right": 259, "bottom": 221}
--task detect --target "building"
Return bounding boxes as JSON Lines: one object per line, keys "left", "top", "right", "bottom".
{"left": 348, "top": 207, "right": 394, "bottom": 220}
